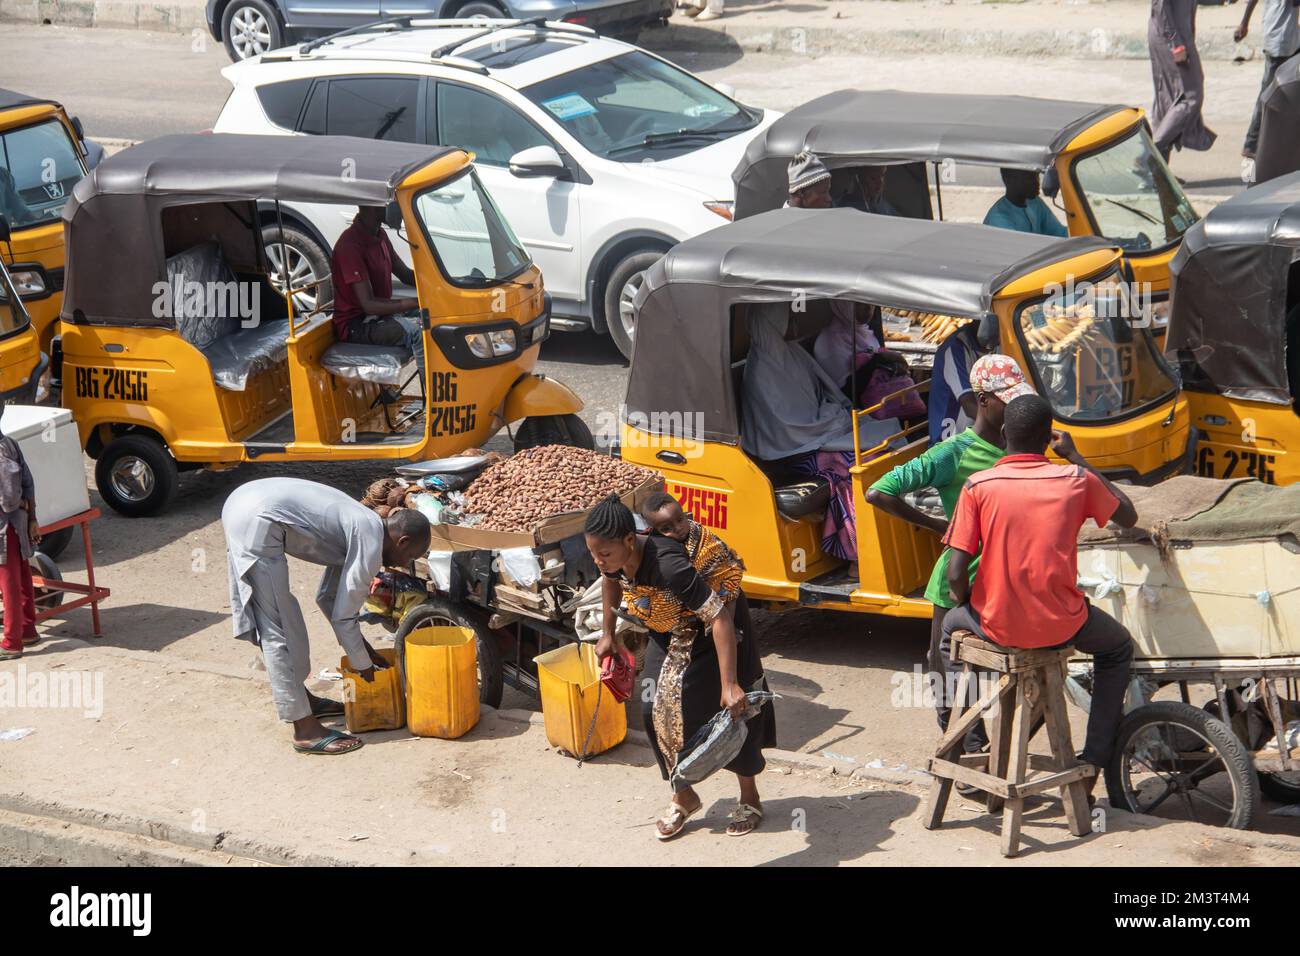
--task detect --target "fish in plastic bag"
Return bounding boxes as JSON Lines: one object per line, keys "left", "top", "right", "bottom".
{"left": 670, "top": 690, "right": 777, "bottom": 793}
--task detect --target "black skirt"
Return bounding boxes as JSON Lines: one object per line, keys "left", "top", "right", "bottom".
{"left": 641, "top": 593, "right": 777, "bottom": 781}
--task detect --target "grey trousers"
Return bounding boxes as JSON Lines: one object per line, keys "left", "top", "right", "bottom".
{"left": 1245, "top": 51, "right": 1297, "bottom": 155}
{"left": 941, "top": 601, "right": 1134, "bottom": 767}
{"left": 246, "top": 553, "right": 314, "bottom": 723}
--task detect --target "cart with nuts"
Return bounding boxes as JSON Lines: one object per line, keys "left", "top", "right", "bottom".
{"left": 357, "top": 445, "right": 663, "bottom": 705}
{"left": 1069, "top": 477, "right": 1300, "bottom": 829}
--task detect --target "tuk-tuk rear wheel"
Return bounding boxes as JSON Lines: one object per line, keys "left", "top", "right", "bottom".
{"left": 94, "top": 434, "right": 179, "bottom": 518}
{"left": 513, "top": 414, "right": 595, "bottom": 453}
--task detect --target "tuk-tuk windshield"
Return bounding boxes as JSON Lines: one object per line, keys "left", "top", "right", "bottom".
{"left": 1016, "top": 271, "right": 1177, "bottom": 422}
{"left": 0, "top": 118, "right": 85, "bottom": 230}
{"left": 1071, "top": 127, "right": 1198, "bottom": 253}
{"left": 0, "top": 261, "right": 34, "bottom": 338}
{"left": 415, "top": 168, "right": 530, "bottom": 288}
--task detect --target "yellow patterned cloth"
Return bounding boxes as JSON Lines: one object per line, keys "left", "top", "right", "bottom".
{"left": 622, "top": 522, "right": 745, "bottom": 635}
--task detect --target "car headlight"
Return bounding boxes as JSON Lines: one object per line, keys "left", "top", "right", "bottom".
{"left": 464, "top": 328, "right": 517, "bottom": 359}
{"left": 704, "top": 200, "right": 734, "bottom": 221}
{"left": 8, "top": 270, "right": 46, "bottom": 298}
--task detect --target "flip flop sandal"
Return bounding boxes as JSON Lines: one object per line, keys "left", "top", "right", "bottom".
{"left": 22, "top": 633, "right": 41, "bottom": 647}
{"left": 655, "top": 799, "right": 702, "bottom": 841}
{"left": 309, "top": 695, "right": 345, "bottom": 717}
{"left": 294, "top": 729, "right": 363, "bottom": 756}
{"left": 0, "top": 649, "right": 21, "bottom": 661}
{"left": 726, "top": 803, "right": 763, "bottom": 836}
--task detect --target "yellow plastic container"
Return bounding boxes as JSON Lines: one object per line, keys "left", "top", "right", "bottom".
{"left": 405, "top": 626, "right": 480, "bottom": 739}
{"left": 533, "top": 643, "right": 627, "bottom": 759}
{"left": 341, "top": 647, "right": 405, "bottom": 733}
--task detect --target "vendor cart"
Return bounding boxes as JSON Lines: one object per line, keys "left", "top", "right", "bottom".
{"left": 1071, "top": 477, "right": 1300, "bottom": 829}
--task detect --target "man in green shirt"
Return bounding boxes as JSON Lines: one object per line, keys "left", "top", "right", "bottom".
{"left": 866, "top": 354, "right": 1035, "bottom": 750}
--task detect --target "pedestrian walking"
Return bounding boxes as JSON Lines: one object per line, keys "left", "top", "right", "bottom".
{"left": 1149, "top": 0, "right": 1218, "bottom": 162}
{"left": 1236, "top": 0, "right": 1300, "bottom": 159}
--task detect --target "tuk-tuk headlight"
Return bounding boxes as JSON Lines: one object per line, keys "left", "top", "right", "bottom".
{"left": 464, "top": 329, "right": 516, "bottom": 359}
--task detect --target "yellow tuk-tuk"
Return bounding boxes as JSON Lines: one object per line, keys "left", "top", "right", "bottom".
{"left": 0, "top": 227, "right": 44, "bottom": 403}
{"left": 0, "top": 87, "right": 93, "bottom": 384}
{"left": 733, "top": 91, "right": 1199, "bottom": 322}
{"left": 621, "top": 208, "right": 1192, "bottom": 617}
{"left": 61, "top": 133, "right": 585, "bottom": 516}
{"left": 1166, "top": 171, "right": 1300, "bottom": 485}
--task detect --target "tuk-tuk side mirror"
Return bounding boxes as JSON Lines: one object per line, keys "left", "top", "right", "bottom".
{"left": 384, "top": 201, "right": 404, "bottom": 232}
{"left": 71, "top": 115, "right": 85, "bottom": 141}
{"left": 1041, "top": 165, "right": 1060, "bottom": 200}
{"left": 508, "top": 146, "right": 569, "bottom": 180}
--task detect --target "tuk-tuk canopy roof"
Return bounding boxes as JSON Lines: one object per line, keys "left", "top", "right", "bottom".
{"left": 625, "top": 207, "right": 1117, "bottom": 444}
{"left": 733, "top": 90, "right": 1129, "bottom": 218}
{"left": 0, "top": 87, "right": 62, "bottom": 114}
{"left": 62, "top": 134, "right": 458, "bottom": 327}
{"left": 66, "top": 133, "right": 456, "bottom": 213}
{"left": 1254, "top": 52, "right": 1300, "bottom": 184}
{"left": 1166, "top": 171, "right": 1300, "bottom": 406}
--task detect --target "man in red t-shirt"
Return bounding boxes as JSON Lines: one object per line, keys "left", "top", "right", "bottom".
{"left": 942, "top": 394, "right": 1137, "bottom": 771}
{"left": 329, "top": 206, "right": 420, "bottom": 350}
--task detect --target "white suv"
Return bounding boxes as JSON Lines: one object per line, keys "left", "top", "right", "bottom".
{"left": 213, "top": 18, "right": 777, "bottom": 357}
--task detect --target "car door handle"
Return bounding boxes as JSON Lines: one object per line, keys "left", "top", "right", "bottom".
{"left": 656, "top": 451, "right": 686, "bottom": 465}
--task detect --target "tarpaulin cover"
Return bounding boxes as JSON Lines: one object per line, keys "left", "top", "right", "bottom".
{"left": 320, "top": 342, "right": 412, "bottom": 387}
{"left": 61, "top": 133, "right": 457, "bottom": 327}
{"left": 165, "top": 242, "right": 243, "bottom": 350}
{"left": 1079, "top": 476, "right": 1300, "bottom": 545}
{"left": 1254, "top": 52, "right": 1300, "bottom": 185}
{"left": 625, "top": 206, "right": 1116, "bottom": 443}
{"left": 733, "top": 90, "right": 1128, "bottom": 218}
{"left": 1165, "top": 171, "right": 1300, "bottom": 404}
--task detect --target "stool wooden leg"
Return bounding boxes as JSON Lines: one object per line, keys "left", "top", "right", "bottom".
{"left": 924, "top": 663, "right": 973, "bottom": 830}
{"left": 1000, "top": 675, "right": 1035, "bottom": 858}
{"left": 1043, "top": 662, "right": 1092, "bottom": 838}
{"left": 986, "top": 679, "right": 1016, "bottom": 814}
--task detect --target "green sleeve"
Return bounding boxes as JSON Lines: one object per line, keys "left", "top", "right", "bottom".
{"left": 870, "top": 438, "right": 961, "bottom": 498}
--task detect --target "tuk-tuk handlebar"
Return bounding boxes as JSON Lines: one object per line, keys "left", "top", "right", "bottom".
{"left": 852, "top": 378, "right": 930, "bottom": 467}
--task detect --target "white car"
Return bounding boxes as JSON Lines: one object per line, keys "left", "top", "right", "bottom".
{"left": 213, "top": 18, "right": 777, "bottom": 357}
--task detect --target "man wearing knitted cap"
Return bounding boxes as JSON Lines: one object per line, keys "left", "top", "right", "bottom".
{"left": 786, "top": 149, "right": 832, "bottom": 208}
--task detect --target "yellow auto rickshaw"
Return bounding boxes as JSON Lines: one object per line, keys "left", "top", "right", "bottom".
{"left": 733, "top": 90, "right": 1200, "bottom": 327}
{"left": 60, "top": 133, "right": 585, "bottom": 516}
{"left": 1166, "top": 171, "right": 1300, "bottom": 485}
{"left": 621, "top": 208, "right": 1193, "bottom": 617}
{"left": 0, "top": 87, "right": 94, "bottom": 385}
{"left": 0, "top": 226, "right": 44, "bottom": 403}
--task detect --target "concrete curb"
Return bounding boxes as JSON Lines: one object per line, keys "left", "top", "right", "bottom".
{"left": 0, "top": 4, "right": 1265, "bottom": 62}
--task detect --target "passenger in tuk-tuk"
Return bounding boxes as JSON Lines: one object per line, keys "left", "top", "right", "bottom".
{"left": 835, "top": 166, "right": 900, "bottom": 217}
{"left": 983, "top": 169, "right": 1068, "bottom": 238}
{"left": 812, "top": 300, "right": 914, "bottom": 405}
{"left": 741, "top": 302, "right": 901, "bottom": 563}
{"left": 784, "top": 150, "right": 833, "bottom": 209}
{"left": 329, "top": 205, "right": 424, "bottom": 379}
{"left": 866, "top": 355, "right": 1033, "bottom": 754}
{"left": 928, "top": 317, "right": 996, "bottom": 446}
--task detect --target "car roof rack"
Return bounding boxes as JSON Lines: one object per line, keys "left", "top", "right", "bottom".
{"left": 297, "top": 16, "right": 415, "bottom": 54}
{"left": 426, "top": 16, "right": 592, "bottom": 59}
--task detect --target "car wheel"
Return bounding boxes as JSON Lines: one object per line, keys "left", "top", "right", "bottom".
{"left": 35, "top": 526, "right": 74, "bottom": 561}
{"left": 94, "top": 434, "right": 179, "bottom": 518}
{"left": 261, "top": 224, "right": 331, "bottom": 315}
{"left": 222, "top": 0, "right": 284, "bottom": 61}
{"left": 601, "top": 250, "right": 663, "bottom": 361}
{"left": 455, "top": 1, "right": 507, "bottom": 17}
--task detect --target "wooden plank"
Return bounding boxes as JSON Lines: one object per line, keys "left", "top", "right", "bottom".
{"left": 927, "top": 757, "right": 1013, "bottom": 798}
{"left": 955, "top": 643, "right": 1010, "bottom": 672}
{"left": 1012, "top": 764, "right": 1096, "bottom": 799}
{"left": 934, "top": 672, "right": 1011, "bottom": 758}
{"left": 1001, "top": 678, "right": 1034, "bottom": 858}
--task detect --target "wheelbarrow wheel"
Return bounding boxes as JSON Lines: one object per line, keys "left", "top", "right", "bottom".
{"left": 1258, "top": 771, "right": 1300, "bottom": 803}
{"left": 1105, "top": 701, "right": 1258, "bottom": 830}
{"left": 392, "top": 597, "right": 504, "bottom": 709}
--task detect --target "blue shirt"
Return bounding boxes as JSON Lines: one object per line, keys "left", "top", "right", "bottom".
{"left": 928, "top": 329, "right": 977, "bottom": 446}
{"left": 983, "top": 195, "right": 1068, "bottom": 237}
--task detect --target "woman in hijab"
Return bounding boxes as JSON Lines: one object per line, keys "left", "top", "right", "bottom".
{"left": 1148, "top": 0, "right": 1217, "bottom": 162}
{"left": 0, "top": 420, "right": 40, "bottom": 660}
{"left": 740, "top": 302, "right": 900, "bottom": 564}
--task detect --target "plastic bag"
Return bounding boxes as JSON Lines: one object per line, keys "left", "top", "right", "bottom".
{"left": 498, "top": 547, "right": 541, "bottom": 588}
{"left": 670, "top": 690, "right": 777, "bottom": 793}
{"left": 572, "top": 579, "right": 646, "bottom": 642}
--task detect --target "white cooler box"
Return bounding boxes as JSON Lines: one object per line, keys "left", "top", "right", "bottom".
{"left": 0, "top": 405, "right": 91, "bottom": 527}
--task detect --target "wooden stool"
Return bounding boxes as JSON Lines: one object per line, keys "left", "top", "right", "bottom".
{"left": 923, "top": 629, "right": 1095, "bottom": 858}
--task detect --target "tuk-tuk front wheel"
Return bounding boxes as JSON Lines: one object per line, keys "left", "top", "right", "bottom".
{"left": 221, "top": 0, "right": 283, "bottom": 61}
{"left": 513, "top": 414, "right": 595, "bottom": 453}
{"left": 95, "top": 435, "right": 179, "bottom": 518}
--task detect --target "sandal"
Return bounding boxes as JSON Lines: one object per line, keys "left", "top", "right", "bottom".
{"left": 294, "top": 728, "right": 363, "bottom": 755}
{"left": 22, "top": 633, "right": 40, "bottom": 647}
{"left": 308, "top": 693, "right": 345, "bottom": 718}
{"left": 726, "top": 802, "right": 763, "bottom": 836}
{"left": 655, "top": 796, "right": 702, "bottom": 841}
{"left": 0, "top": 648, "right": 21, "bottom": 661}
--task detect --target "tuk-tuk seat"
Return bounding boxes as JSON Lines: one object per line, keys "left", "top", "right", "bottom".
{"left": 773, "top": 478, "right": 831, "bottom": 519}
{"left": 203, "top": 318, "right": 292, "bottom": 392}
{"left": 320, "top": 341, "right": 413, "bottom": 387}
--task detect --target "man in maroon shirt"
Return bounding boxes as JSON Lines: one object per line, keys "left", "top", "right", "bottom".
{"left": 329, "top": 206, "right": 420, "bottom": 350}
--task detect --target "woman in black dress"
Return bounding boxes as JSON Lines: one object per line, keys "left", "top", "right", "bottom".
{"left": 583, "top": 496, "right": 776, "bottom": 840}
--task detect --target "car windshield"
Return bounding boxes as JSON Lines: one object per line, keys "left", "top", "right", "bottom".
{"left": 521, "top": 51, "right": 757, "bottom": 160}
{"left": 1016, "top": 271, "right": 1176, "bottom": 422}
{"left": 0, "top": 261, "right": 34, "bottom": 337}
{"left": 1071, "top": 128, "right": 1198, "bottom": 253}
{"left": 0, "top": 118, "right": 85, "bottom": 230}
{"left": 414, "top": 168, "right": 531, "bottom": 287}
